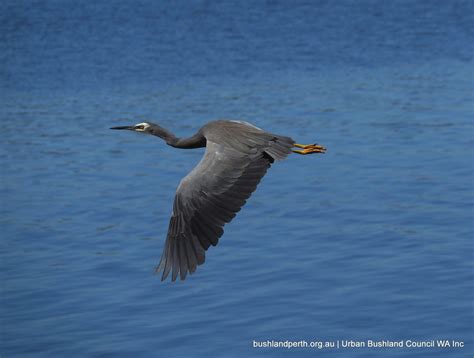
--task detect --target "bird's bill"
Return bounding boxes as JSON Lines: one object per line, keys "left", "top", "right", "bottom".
{"left": 110, "top": 125, "right": 135, "bottom": 130}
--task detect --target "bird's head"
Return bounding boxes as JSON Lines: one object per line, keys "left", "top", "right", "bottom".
{"left": 110, "top": 122, "right": 155, "bottom": 134}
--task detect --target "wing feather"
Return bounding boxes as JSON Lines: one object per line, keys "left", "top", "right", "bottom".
{"left": 156, "top": 128, "right": 294, "bottom": 281}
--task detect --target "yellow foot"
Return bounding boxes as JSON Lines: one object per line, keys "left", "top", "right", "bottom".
{"left": 292, "top": 143, "right": 327, "bottom": 155}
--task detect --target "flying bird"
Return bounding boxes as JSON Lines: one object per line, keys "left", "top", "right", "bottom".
{"left": 111, "top": 120, "right": 326, "bottom": 281}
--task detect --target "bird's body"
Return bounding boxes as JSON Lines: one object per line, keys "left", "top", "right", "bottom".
{"left": 111, "top": 120, "right": 325, "bottom": 281}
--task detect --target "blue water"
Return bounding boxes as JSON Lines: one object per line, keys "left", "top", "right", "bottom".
{"left": 1, "top": 1, "right": 473, "bottom": 357}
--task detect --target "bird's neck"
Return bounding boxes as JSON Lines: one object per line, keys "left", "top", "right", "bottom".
{"left": 150, "top": 124, "right": 177, "bottom": 143}
{"left": 150, "top": 124, "right": 206, "bottom": 149}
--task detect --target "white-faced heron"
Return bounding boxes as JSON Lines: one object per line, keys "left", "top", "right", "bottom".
{"left": 111, "top": 120, "right": 326, "bottom": 281}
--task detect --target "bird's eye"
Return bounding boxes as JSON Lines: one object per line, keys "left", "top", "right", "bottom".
{"left": 135, "top": 125, "right": 145, "bottom": 130}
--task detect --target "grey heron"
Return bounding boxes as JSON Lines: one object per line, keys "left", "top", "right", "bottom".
{"left": 111, "top": 120, "right": 326, "bottom": 281}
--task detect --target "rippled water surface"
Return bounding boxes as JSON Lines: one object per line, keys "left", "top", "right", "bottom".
{"left": 1, "top": 1, "right": 473, "bottom": 357}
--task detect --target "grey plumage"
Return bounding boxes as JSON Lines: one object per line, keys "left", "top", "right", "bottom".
{"left": 158, "top": 120, "right": 293, "bottom": 281}
{"left": 111, "top": 119, "right": 324, "bottom": 282}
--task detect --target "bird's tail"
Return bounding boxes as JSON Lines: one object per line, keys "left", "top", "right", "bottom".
{"left": 264, "top": 135, "right": 295, "bottom": 161}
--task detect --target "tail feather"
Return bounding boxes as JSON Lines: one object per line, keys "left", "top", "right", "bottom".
{"left": 265, "top": 135, "right": 294, "bottom": 161}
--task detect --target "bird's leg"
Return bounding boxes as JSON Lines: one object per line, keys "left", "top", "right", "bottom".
{"left": 292, "top": 143, "right": 327, "bottom": 155}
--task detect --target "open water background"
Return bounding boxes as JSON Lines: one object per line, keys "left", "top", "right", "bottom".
{"left": 1, "top": 1, "right": 473, "bottom": 357}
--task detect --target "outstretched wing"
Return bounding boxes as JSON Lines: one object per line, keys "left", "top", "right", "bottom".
{"left": 156, "top": 134, "right": 293, "bottom": 281}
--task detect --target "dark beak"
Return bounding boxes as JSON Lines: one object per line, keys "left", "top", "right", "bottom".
{"left": 110, "top": 125, "right": 135, "bottom": 130}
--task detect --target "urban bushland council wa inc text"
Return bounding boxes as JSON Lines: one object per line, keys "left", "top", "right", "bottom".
{"left": 252, "top": 339, "right": 465, "bottom": 349}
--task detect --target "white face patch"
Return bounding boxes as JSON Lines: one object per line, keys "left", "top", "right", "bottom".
{"left": 134, "top": 122, "right": 151, "bottom": 132}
